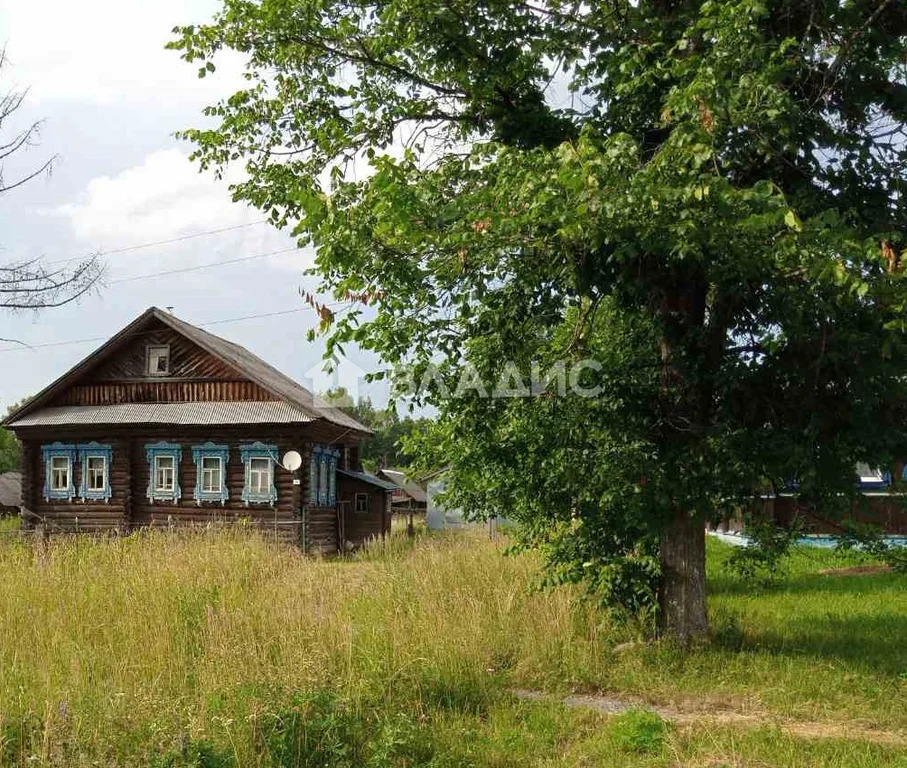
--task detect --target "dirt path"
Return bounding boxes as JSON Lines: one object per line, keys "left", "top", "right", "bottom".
{"left": 509, "top": 689, "right": 907, "bottom": 746}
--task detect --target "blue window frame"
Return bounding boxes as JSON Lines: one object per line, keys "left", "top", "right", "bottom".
{"left": 240, "top": 442, "right": 278, "bottom": 506}
{"left": 78, "top": 442, "right": 113, "bottom": 502}
{"left": 145, "top": 442, "right": 182, "bottom": 503}
{"left": 191, "top": 443, "right": 229, "bottom": 505}
{"left": 42, "top": 442, "right": 77, "bottom": 502}
{"left": 309, "top": 444, "right": 340, "bottom": 506}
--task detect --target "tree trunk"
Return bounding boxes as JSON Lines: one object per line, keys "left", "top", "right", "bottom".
{"left": 657, "top": 511, "right": 709, "bottom": 643}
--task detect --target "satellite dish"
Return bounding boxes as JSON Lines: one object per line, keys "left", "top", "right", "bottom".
{"left": 282, "top": 450, "right": 303, "bottom": 472}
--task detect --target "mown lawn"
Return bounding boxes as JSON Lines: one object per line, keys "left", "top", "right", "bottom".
{"left": 0, "top": 526, "right": 904, "bottom": 766}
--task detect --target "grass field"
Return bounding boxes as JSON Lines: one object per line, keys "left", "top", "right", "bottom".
{"left": 0, "top": 525, "right": 904, "bottom": 766}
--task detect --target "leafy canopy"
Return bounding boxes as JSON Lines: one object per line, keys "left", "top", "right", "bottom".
{"left": 172, "top": 0, "right": 907, "bottom": 610}
{"left": 319, "top": 387, "right": 431, "bottom": 470}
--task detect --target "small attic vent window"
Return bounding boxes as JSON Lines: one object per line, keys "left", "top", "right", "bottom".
{"left": 147, "top": 345, "right": 171, "bottom": 376}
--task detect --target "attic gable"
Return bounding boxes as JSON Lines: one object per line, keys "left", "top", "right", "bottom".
{"left": 86, "top": 320, "right": 245, "bottom": 382}
{"left": 3, "top": 307, "right": 371, "bottom": 434}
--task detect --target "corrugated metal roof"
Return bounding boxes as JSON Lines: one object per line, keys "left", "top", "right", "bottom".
{"left": 0, "top": 472, "right": 21, "bottom": 508}
{"left": 8, "top": 401, "right": 318, "bottom": 427}
{"left": 158, "top": 311, "right": 369, "bottom": 433}
{"left": 378, "top": 469, "right": 428, "bottom": 503}
{"left": 2, "top": 307, "right": 371, "bottom": 434}
{"left": 337, "top": 468, "right": 399, "bottom": 491}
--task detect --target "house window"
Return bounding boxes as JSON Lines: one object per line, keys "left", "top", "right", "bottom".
{"left": 42, "top": 443, "right": 78, "bottom": 501}
{"left": 191, "top": 443, "right": 229, "bottom": 505}
{"left": 86, "top": 457, "right": 106, "bottom": 490}
{"left": 145, "top": 442, "right": 182, "bottom": 503}
{"left": 156, "top": 456, "right": 175, "bottom": 492}
{"left": 147, "top": 344, "right": 170, "bottom": 376}
{"left": 355, "top": 493, "right": 369, "bottom": 513}
{"left": 309, "top": 444, "right": 340, "bottom": 506}
{"left": 249, "top": 458, "right": 271, "bottom": 493}
{"left": 78, "top": 442, "right": 113, "bottom": 501}
{"left": 202, "top": 457, "right": 223, "bottom": 492}
{"left": 240, "top": 442, "right": 278, "bottom": 506}
{"left": 51, "top": 457, "right": 71, "bottom": 491}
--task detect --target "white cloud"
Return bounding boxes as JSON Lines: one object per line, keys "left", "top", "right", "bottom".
{"left": 0, "top": 0, "right": 242, "bottom": 106}
{"left": 51, "top": 148, "right": 311, "bottom": 276}
{"left": 55, "top": 149, "right": 249, "bottom": 242}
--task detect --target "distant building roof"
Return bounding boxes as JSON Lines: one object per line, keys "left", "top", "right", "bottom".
{"left": 378, "top": 469, "right": 428, "bottom": 503}
{"left": 0, "top": 472, "right": 22, "bottom": 509}
{"left": 337, "top": 468, "right": 399, "bottom": 491}
{"left": 4, "top": 307, "right": 369, "bottom": 433}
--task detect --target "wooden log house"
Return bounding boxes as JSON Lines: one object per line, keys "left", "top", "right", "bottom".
{"left": 2, "top": 307, "right": 397, "bottom": 552}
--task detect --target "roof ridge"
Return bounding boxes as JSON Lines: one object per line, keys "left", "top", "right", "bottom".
{"left": 3, "top": 307, "right": 371, "bottom": 434}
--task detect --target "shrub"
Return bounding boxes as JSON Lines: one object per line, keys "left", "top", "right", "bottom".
{"left": 608, "top": 709, "right": 668, "bottom": 755}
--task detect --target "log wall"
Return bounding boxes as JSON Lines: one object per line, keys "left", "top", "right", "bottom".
{"left": 305, "top": 506, "right": 339, "bottom": 554}
{"left": 19, "top": 425, "right": 363, "bottom": 549}
{"left": 129, "top": 430, "right": 305, "bottom": 545}
{"left": 23, "top": 435, "right": 131, "bottom": 533}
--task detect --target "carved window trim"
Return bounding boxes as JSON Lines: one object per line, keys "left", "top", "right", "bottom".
{"left": 240, "top": 442, "right": 278, "bottom": 506}
{"left": 78, "top": 442, "right": 113, "bottom": 502}
{"left": 191, "top": 443, "right": 229, "bottom": 505}
{"left": 145, "top": 442, "right": 182, "bottom": 503}
{"left": 309, "top": 444, "right": 340, "bottom": 507}
{"left": 42, "top": 442, "right": 77, "bottom": 502}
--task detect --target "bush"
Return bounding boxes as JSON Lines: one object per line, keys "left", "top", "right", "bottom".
{"left": 150, "top": 740, "right": 232, "bottom": 768}
{"left": 262, "top": 691, "right": 363, "bottom": 768}
{"left": 608, "top": 709, "right": 668, "bottom": 755}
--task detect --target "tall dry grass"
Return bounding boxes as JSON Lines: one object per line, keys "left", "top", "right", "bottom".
{"left": 0, "top": 528, "right": 609, "bottom": 764}
{"left": 1, "top": 526, "right": 905, "bottom": 766}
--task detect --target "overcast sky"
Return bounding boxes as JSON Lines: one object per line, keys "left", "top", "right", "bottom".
{"left": 0, "top": 0, "right": 386, "bottom": 411}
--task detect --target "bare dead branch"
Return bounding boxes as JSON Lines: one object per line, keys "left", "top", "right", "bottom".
{"left": 0, "top": 51, "right": 104, "bottom": 336}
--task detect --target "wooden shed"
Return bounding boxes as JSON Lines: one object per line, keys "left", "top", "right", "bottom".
{"left": 2, "top": 307, "right": 393, "bottom": 552}
{"left": 0, "top": 472, "right": 21, "bottom": 516}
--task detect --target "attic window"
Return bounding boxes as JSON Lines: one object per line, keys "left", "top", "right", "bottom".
{"left": 147, "top": 345, "right": 170, "bottom": 376}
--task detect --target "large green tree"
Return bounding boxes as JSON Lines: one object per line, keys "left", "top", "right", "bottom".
{"left": 172, "top": 0, "right": 907, "bottom": 640}
{"left": 320, "top": 387, "right": 431, "bottom": 469}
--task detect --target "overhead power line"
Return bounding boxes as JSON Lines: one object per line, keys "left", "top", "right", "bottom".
{"left": 42, "top": 219, "right": 270, "bottom": 266}
{"left": 108, "top": 247, "right": 299, "bottom": 284}
{"left": 0, "top": 307, "right": 314, "bottom": 354}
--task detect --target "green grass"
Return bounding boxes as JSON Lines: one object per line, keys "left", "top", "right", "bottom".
{"left": 0, "top": 516, "right": 20, "bottom": 534}
{"left": 0, "top": 528, "right": 904, "bottom": 766}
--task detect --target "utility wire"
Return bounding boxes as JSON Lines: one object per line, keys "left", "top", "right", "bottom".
{"left": 0, "top": 307, "right": 315, "bottom": 353}
{"left": 41, "top": 219, "right": 270, "bottom": 266}
{"left": 108, "top": 247, "right": 298, "bottom": 284}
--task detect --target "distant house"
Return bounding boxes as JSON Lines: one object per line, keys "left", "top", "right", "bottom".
{"left": 423, "top": 467, "right": 509, "bottom": 535}
{"left": 0, "top": 472, "right": 21, "bottom": 516}
{"left": 377, "top": 469, "right": 428, "bottom": 512}
{"left": 761, "top": 464, "right": 907, "bottom": 536}
{"left": 2, "top": 307, "right": 393, "bottom": 551}
{"left": 376, "top": 468, "right": 428, "bottom": 534}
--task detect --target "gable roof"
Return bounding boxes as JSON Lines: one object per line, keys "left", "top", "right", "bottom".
{"left": 4, "top": 307, "right": 370, "bottom": 434}
{"left": 377, "top": 469, "right": 428, "bottom": 503}
{"left": 337, "top": 468, "right": 399, "bottom": 492}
